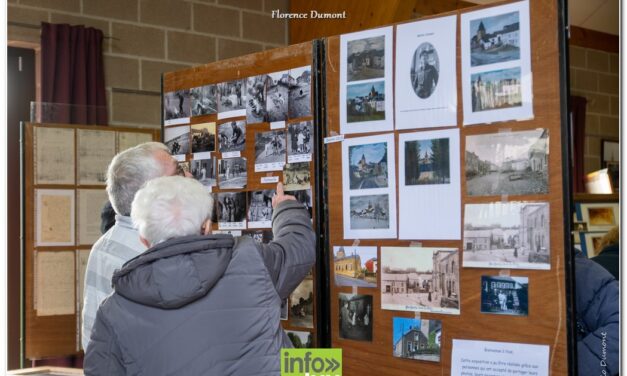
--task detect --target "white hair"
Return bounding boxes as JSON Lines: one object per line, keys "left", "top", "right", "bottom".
{"left": 106, "top": 142, "right": 170, "bottom": 216}
{"left": 131, "top": 176, "right": 214, "bottom": 246}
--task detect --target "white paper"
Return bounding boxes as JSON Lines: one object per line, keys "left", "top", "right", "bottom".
{"left": 342, "top": 133, "right": 397, "bottom": 239}
{"left": 213, "top": 230, "right": 242, "bottom": 236}
{"left": 218, "top": 221, "right": 247, "bottom": 230}
{"left": 193, "top": 151, "right": 212, "bottom": 160}
{"left": 35, "top": 251, "right": 75, "bottom": 316}
{"left": 77, "top": 189, "right": 108, "bottom": 245}
{"left": 34, "top": 126, "right": 75, "bottom": 185}
{"left": 451, "top": 339, "right": 549, "bottom": 376}
{"left": 173, "top": 154, "right": 186, "bottom": 162}
{"left": 461, "top": 1, "right": 533, "bottom": 125}
{"left": 271, "top": 121, "right": 286, "bottom": 129}
{"left": 399, "top": 129, "right": 460, "bottom": 239}
{"left": 35, "top": 189, "right": 75, "bottom": 247}
{"left": 324, "top": 135, "right": 344, "bottom": 144}
{"left": 395, "top": 15, "right": 458, "bottom": 129}
{"left": 340, "top": 26, "right": 394, "bottom": 134}
{"left": 261, "top": 176, "right": 279, "bottom": 184}
{"left": 77, "top": 129, "right": 116, "bottom": 185}
{"left": 222, "top": 151, "right": 241, "bottom": 159}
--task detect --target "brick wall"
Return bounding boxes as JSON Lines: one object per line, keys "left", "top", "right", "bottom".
{"left": 569, "top": 45, "right": 620, "bottom": 174}
{"left": 8, "top": 0, "right": 289, "bottom": 129}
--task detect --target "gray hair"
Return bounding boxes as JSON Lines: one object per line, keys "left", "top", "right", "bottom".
{"left": 106, "top": 142, "right": 170, "bottom": 216}
{"left": 131, "top": 176, "right": 214, "bottom": 246}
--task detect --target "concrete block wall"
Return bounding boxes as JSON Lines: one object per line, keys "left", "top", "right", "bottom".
{"left": 569, "top": 46, "right": 620, "bottom": 174}
{"left": 8, "top": 0, "right": 289, "bottom": 129}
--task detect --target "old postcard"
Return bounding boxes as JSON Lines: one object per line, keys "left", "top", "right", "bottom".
{"left": 34, "top": 126, "right": 75, "bottom": 185}
{"left": 333, "top": 246, "right": 377, "bottom": 288}
{"left": 393, "top": 317, "right": 442, "bottom": 362}
{"left": 35, "top": 189, "right": 75, "bottom": 246}
{"left": 339, "top": 293, "right": 373, "bottom": 341}
{"left": 164, "top": 90, "right": 192, "bottom": 126}
{"left": 35, "top": 250, "right": 75, "bottom": 316}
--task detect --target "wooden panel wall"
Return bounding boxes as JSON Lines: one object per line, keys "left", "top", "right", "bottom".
{"left": 324, "top": 1, "right": 569, "bottom": 375}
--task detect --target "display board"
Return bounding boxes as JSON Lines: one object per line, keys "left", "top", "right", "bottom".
{"left": 323, "top": 0, "right": 571, "bottom": 375}
{"left": 162, "top": 42, "right": 322, "bottom": 348}
{"left": 22, "top": 123, "right": 159, "bottom": 359}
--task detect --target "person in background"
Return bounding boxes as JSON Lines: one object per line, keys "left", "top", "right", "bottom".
{"left": 82, "top": 142, "right": 181, "bottom": 351}
{"left": 591, "top": 226, "right": 619, "bottom": 280}
{"left": 84, "top": 180, "right": 315, "bottom": 375}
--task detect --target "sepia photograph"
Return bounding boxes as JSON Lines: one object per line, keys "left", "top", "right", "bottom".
{"left": 164, "top": 125, "right": 190, "bottom": 155}
{"left": 463, "top": 202, "right": 550, "bottom": 270}
{"left": 410, "top": 42, "right": 439, "bottom": 99}
{"left": 349, "top": 194, "right": 390, "bottom": 230}
{"left": 346, "top": 80, "right": 386, "bottom": 123}
{"left": 333, "top": 246, "right": 377, "bottom": 288}
{"left": 283, "top": 162, "right": 311, "bottom": 191}
{"left": 190, "top": 158, "right": 216, "bottom": 188}
{"left": 393, "top": 317, "right": 442, "bottom": 362}
{"left": 191, "top": 84, "right": 218, "bottom": 116}
{"left": 381, "top": 246, "right": 460, "bottom": 314}
{"left": 349, "top": 142, "right": 388, "bottom": 189}
{"left": 243, "top": 229, "right": 273, "bottom": 244}
{"left": 481, "top": 275, "right": 528, "bottom": 316}
{"left": 466, "top": 129, "right": 548, "bottom": 196}
{"left": 587, "top": 207, "right": 616, "bottom": 226}
{"left": 405, "top": 138, "right": 450, "bottom": 185}
{"left": 191, "top": 122, "right": 216, "bottom": 154}
{"left": 471, "top": 67, "right": 522, "bottom": 112}
{"left": 288, "top": 66, "right": 312, "bottom": 119}
{"left": 286, "top": 330, "right": 313, "bottom": 348}
{"left": 347, "top": 35, "right": 385, "bottom": 82}
{"left": 287, "top": 121, "right": 313, "bottom": 163}
{"left": 285, "top": 188, "right": 313, "bottom": 218}
{"left": 246, "top": 75, "right": 267, "bottom": 124}
{"left": 218, "top": 80, "right": 246, "bottom": 114}
{"left": 290, "top": 277, "right": 314, "bottom": 328}
{"left": 265, "top": 71, "right": 289, "bottom": 122}
{"left": 218, "top": 157, "right": 247, "bottom": 189}
{"left": 470, "top": 11, "right": 520, "bottom": 67}
{"left": 215, "top": 192, "right": 247, "bottom": 227}
{"left": 339, "top": 293, "right": 373, "bottom": 341}
{"left": 177, "top": 161, "right": 190, "bottom": 175}
{"left": 164, "top": 90, "right": 191, "bottom": 125}
{"left": 218, "top": 120, "right": 246, "bottom": 155}
{"left": 255, "top": 130, "right": 286, "bottom": 171}
{"left": 247, "top": 190, "right": 274, "bottom": 228}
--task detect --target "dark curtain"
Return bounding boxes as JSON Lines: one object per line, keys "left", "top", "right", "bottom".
{"left": 41, "top": 22, "right": 107, "bottom": 125}
{"left": 569, "top": 96, "right": 587, "bottom": 193}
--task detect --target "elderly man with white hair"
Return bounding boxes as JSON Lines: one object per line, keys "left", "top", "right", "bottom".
{"left": 81, "top": 142, "right": 182, "bottom": 351}
{"left": 84, "top": 178, "right": 315, "bottom": 375}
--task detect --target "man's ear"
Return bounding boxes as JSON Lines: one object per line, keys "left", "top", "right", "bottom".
{"left": 201, "top": 219, "right": 212, "bottom": 235}
{"left": 139, "top": 236, "right": 151, "bottom": 248}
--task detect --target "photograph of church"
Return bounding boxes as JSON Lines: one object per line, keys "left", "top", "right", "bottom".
{"left": 333, "top": 246, "right": 378, "bottom": 288}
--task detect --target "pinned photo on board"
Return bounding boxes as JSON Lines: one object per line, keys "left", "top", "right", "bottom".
{"left": 393, "top": 317, "right": 442, "bottom": 362}
{"left": 164, "top": 126, "right": 190, "bottom": 156}
{"left": 349, "top": 194, "right": 390, "bottom": 230}
{"left": 348, "top": 142, "right": 388, "bottom": 190}
{"left": 265, "top": 71, "right": 289, "bottom": 122}
{"left": 218, "top": 80, "right": 246, "bottom": 118}
{"left": 246, "top": 75, "right": 267, "bottom": 124}
{"left": 466, "top": 129, "right": 548, "bottom": 196}
{"left": 347, "top": 35, "right": 385, "bottom": 82}
{"left": 190, "top": 158, "right": 216, "bottom": 188}
{"left": 283, "top": 162, "right": 311, "bottom": 191}
{"left": 164, "top": 90, "right": 191, "bottom": 126}
{"left": 290, "top": 277, "right": 314, "bottom": 328}
{"left": 469, "top": 11, "right": 520, "bottom": 67}
{"left": 339, "top": 293, "right": 373, "bottom": 342}
{"left": 191, "top": 122, "right": 216, "bottom": 154}
{"left": 288, "top": 66, "right": 312, "bottom": 119}
{"left": 463, "top": 202, "right": 550, "bottom": 270}
{"left": 255, "top": 130, "right": 287, "bottom": 172}
{"left": 471, "top": 67, "right": 522, "bottom": 113}
{"left": 247, "top": 190, "right": 274, "bottom": 228}
{"left": 405, "top": 138, "right": 450, "bottom": 185}
{"left": 287, "top": 121, "right": 313, "bottom": 163}
{"left": 215, "top": 192, "right": 247, "bottom": 229}
{"left": 218, "top": 120, "right": 246, "bottom": 155}
{"left": 177, "top": 161, "right": 190, "bottom": 175}
{"left": 286, "top": 330, "right": 313, "bottom": 348}
{"left": 243, "top": 229, "right": 273, "bottom": 244}
{"left": 411, "top": 43, "right": 439, "bottom": 99}
{"left": 333, "top": 246, "right": 377, "bottom": 288}
{"left": 481, "top": 275, "right": 528, "bottom": 316}
{"left": 191, "top": 85, "right": 218, "bottom": 116}
{"left": 285, "top": 188, "right": 313, "bottom": 218}
{"left": 346, "top": 81, "right": 386, "bottom": 124}
{"left": 218, "top": 157, "right": 247, "bottom": 189}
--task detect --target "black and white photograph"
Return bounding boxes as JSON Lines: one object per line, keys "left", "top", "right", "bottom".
{"left": 288, "top": 66, "right": 312, "bottom": 119}
{"left": 471, "top": 67, "right": 522, "bottom": 112}
{"left": 265, "top": 71, "right": 289, "bottom": 122}
{"left": 218, "top": 157, "right": 247, "bottom": 189}
{"left": 348, "top": 141, "right": 388, "bottom": 189}
{"left": 346, "top": 81, "right": 386, "bottom": 124}
{"left": 285, "top": 188, "right": 313, "bottom": 218}
{"left": 177, "top": 161, "right": 190, "bottom": 175}
{"left": 280, "top": 298, "right": 288, "bottom": 320}
{"left": 339, "top": 293, "right": 373, "bottom": 342}
{"left": 191, "top": 158, "right": 216, "bottom": 188}
{"left": 410, "top": 42, "right": 439, "bottom": 99}
{"left": 463, "top": 202, "right": 550, "bottom": 270}
{"left": 393, "top": 317, "right": 442, "bottom": 362}
{"left": 255, "top": 130, "right": 286, "bottom": 172}
{"left": 283, "top": 162, "right": 311, "bottom": 191}
{"left": 470, "top": 11, "right": 520, "bottom": 67}
{"left": 164, "top": 125, "right": 190, "bottom": 155}
{"left": 164, "top": 90, "right": 191, "bottom": 126}
{"left": 246, "top": 75, "right": 267, "bottom": 124}
{"left": 381, "top": 246, "right": 460, "bottom": 314}
{"left": 287, "top": 121, "right": 313, "bottom": 163}
{"left": 349, "top": 194, "right": 390, "bottom": 230}
{"left": 191, "top": 122, "right": 216, "bottom": 154}
{"left": 243, "top": 229, "right": 273, "bottom": 244}
{"left": 333, "top": 246, "right": 378, "bottom": 288}
{"left": 218, "top": 120, "right": 246, "bottom": 156}
{"left": 247, "top": 190, "right": 274, "bottom": 228}
{"left": 215, "top": 192, "right": 247, "bottom": 229}
{"left": 191, "top": 84, "right": 218, "bottom": 116}
{"left": 347, "top": 36, "right": 385, "bottom": 82}
{"left": 286, "top": 330, "right": 313, "bottom": 348}
{"left": 466, "top": 129, "right": 548, "bottom": 196}
{"left": 290, "top": 277, "right": 314, "bottom": 328}
{"left": 218, "top": 79, "right": 246, "bottom": 117}
{"left": 405, "top": 138, "right": 450, "bottom": 185}
{"left": 481, "top": 275, "right": 529, "bottom": 316}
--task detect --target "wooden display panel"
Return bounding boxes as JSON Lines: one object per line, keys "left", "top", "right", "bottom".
{"left": 23, "top": 123, "right": 159, "bottom": 359}
{"left": 162, "top": 42, "right": 320, "bottom": 345}
{"left": 324, "top": 1, "right": 569, "bottom": 375}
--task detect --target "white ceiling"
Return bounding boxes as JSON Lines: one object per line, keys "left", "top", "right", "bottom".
{"left": 469, "top": 0, "right": 619, "bottom": 35}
